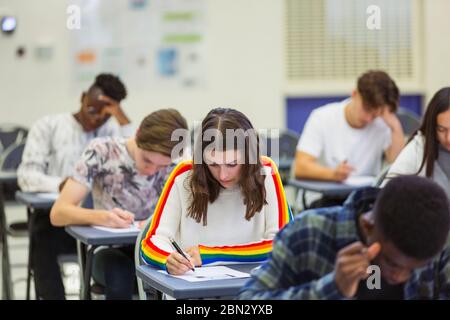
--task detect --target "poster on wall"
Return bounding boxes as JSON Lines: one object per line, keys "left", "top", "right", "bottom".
{"left": 70, "top": 0, "right": 206, "bottom": 92}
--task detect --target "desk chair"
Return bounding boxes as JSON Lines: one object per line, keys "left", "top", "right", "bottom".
{"left": 0, "top": 125, "right": 28, "bottom": 155}
{"left": 262, "top": 129, "right": 299, "bottom": 185}
{"left": 397, "top": 107, "right": 421, "bottom": 137}
{"left": 1, "top": 143, "right": 28, "bottom": 237}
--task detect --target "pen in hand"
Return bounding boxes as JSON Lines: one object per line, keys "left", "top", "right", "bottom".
{"left": 111, "top": 197, "right": 134, "bottom": 227}
{"left": 169, "top": 237, "right": 195, "bottom": 272}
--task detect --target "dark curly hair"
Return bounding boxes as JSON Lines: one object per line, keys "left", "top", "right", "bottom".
{"left": 89, "top": 73, "right": 127, "bottom": 102}
{"left": 374, "top": 175, "right": 450, "bottom": 260}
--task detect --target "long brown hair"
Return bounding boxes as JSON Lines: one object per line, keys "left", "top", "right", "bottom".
{"left": 188, "top": 108, "right": 267, "bottom": 225}
{"left": 414, "top": 87, "right": 450, "bottom": 177}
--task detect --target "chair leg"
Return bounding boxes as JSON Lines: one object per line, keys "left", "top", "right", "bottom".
{"left": 26, "top": 207, "right": 34, "bottom": 300}
{"left": 26, "top": 252, "right": 32, "bottom": 300}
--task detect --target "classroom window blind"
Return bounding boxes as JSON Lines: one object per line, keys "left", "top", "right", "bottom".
{"left": 286, "top": 0, "right": 421, "bottom": 82}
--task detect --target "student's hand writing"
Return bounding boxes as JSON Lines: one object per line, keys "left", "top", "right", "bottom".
{"left": 334, "top": 241, "right": 381, "bottom": 298}
{"left": 186, "top": 246, "right": 202, "bottom": 267}
{"left": 137, "top": 220, "right": 148, "bottom": 230}
{"left": 102, "top": 208, "right": 134, "bottom": 228}
{"left": 333, "top": 161, "right": 354, "bottom": 182}
{"left": 166, "top": 251, "right": 196, "bottom": 275}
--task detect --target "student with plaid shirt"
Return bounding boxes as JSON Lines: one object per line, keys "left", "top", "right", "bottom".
{"left": 238, "top": 175, "right": 450, "bottom": 300}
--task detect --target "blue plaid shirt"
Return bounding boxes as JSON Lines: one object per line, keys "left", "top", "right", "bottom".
{"left": 237, "top": 187, "right": 450, "bottom": 300}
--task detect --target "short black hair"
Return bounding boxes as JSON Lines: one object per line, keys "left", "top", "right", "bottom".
{"left": 374, "top": 175, "right": 450, "bottom": 260}
{"left": 89, "top": 73, "right": 127, "bottom": 102}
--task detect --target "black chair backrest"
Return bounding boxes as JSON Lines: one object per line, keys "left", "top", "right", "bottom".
{"left": 397, "top": 108, "right": 421, "bottom": 136}
{"left": 0, "top": 126, "right": 28, "bottom": 153}
{"left": 1, "top": 142, "right": 25, "bottom": 171}
{"left": 263, "top": 130, "right": 300, "bottom": 160}
{"left": 279, "top": 130, "right": 300, "bottom": 159}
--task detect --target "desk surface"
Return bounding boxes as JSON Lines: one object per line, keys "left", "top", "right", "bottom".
{"left": 136, "top": 263, "right": 258, "bottom": 299}
{"left": 0, "top": 171, "right": 17, "bottom": 183}
{"left": 288, "top": 178, "right": 372, "bottom": 197}
{"left": 15, "top": 191, "right": 56, "bottom": 210}
{"left": 65, "top": 225, "right": 139, "bottom": 246}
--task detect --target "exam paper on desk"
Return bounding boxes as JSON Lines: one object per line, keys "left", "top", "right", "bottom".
{"left": 343, "top": 175, "right": 374, "bottom": 187}
{"left": 92, "top": 222, "right": 139, "bottom": 233}
{"left": 158, "top": 266, "right": 251, "bottom": 282}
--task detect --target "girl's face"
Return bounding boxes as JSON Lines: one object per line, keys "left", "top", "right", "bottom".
{"left": 436, "top": 108, "right": 450, "bottom": 151}
{"left": 134, "top": 148, "right": 172, "bottom": 176}
{"left": 204, "top": 149, "right": 243, "bottom": 189}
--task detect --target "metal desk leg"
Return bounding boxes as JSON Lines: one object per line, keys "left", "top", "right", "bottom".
{"left": 26, "top": 207, "right": 35, "bottom": 300}
{"left": 83, "top": 246, "right": 96, "bottom": 300}
{"left": 302, "top": 189, "right": 308, "bottom": 211}
{"left": 1, "top": 186, "right": 14, "bottom": 300}
{"left": 1, "top": 221, "right": 14, "bottom": 300}
{"left": 76, "top": 240, "right": 86, "bottom": 299}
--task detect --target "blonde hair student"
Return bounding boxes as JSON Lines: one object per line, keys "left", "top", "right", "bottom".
{"left": 140, "top": 108, "right": 292, "bottom": 275}
{"left": 51, "top": 108, "right": 188, "bottom": 299}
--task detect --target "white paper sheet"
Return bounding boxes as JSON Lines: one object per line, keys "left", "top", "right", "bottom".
{"left": 92, "top": 222, "right": 139, "bottom": 233}
{"left": 159, "top": 266, "right": 250, "bottom": 282}
{"left": 343, "top": 176, "right": 374, "bottom": 187}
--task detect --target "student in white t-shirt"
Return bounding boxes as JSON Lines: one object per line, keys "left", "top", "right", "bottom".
{"left": 294, "top": 70, "right": 405, "bottom": 207}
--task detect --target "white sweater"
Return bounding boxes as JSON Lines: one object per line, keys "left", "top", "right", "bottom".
{"left": 141, "top": 159, "right": 292, "bottom": 267}
{"left": 384, "top": 133, "right": 450, "bottom": 198}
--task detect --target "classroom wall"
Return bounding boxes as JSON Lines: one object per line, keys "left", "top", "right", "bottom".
{"left": 423, "top": 0, "right": 450, "bottom": 104}
{"left": 1, "top": 0, "right": 450, "bottom": 133}
{"left": 0, "top": 0, "right": 284, "bottom": 131}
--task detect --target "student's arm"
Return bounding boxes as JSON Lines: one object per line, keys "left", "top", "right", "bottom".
{"left": 100, "top": 95, "right": 130, "bottom": 126}
{"left": 17, "top": 117, "right": 63, "bottom": 192}
{"left": 99, "top": 95, "right": 134, "bottom": 137}
{"left": 237, "top": 229, "right": 346, "bottom": 300}
{"left": 50, "top": 138, "right": 134, "bottom": 227}
{"left": 382, "top": 109, "right": 405, "bottom": 163}
{"left": 197, "top": 161, "right": 293, "bottom": 266}
{"left": 50, "top": 178, "right": 132, "bottom": 227}
{"left": 294, "top": 151, "right": 353, "bottom": 182}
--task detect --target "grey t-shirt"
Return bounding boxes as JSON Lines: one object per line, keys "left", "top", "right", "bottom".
{"left": 437, "top": 145, "right": 450, "bottom": 180}
{"left": 72, "top": 137, "right": 173, "bottom": 220}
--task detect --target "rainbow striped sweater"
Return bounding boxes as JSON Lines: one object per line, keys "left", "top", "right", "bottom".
{"left": 140, "top": 157, "right": 293, "bottom": 269}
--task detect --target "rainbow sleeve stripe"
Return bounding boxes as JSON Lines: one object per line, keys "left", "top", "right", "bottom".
{"left": 140, "top": 160, "right": 193, "bottom": 269}
{"left": 198, "top": 156, "right": 293, "bottom": 265}
{"left": 140, "top": 157, "right": 293, "bottom": 269}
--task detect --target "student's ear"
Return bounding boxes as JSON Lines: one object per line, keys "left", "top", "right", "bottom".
{"left": 351, "top": 89, "right": 358, "bottom": 99}
{"left": 80, "top": 92, "right": 86, "bottom": 104}
{"left": 359, "top": 214, "right": 375, "bottom": 238}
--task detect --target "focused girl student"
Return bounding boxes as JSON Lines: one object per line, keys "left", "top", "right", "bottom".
{"left": 141, "top": 108, "right": 292, "bottom": 275}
